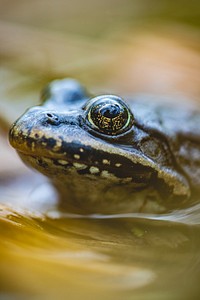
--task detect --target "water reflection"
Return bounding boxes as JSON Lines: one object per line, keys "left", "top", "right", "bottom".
{"left": 0, "top": 195, "right": 200, "bottom": 299}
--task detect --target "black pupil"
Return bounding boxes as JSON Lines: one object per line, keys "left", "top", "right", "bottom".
{"left": 100, "top": 104, "right": 121, "bottom": 118}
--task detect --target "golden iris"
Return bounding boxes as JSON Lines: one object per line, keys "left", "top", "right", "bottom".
{"left": 86, "top": 96, "right": 133, "bottom": 135}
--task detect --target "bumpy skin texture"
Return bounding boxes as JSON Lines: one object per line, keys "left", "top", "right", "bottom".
{"left": 9, "top": 79, "right": 200, "bottom": 214}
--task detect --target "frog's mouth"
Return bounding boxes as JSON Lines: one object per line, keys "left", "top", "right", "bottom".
{"left": 9, "top": 111, "right": 190, "bottom": 199}
{"left": 17, "top": 149, "right": 154, "bottom": 187}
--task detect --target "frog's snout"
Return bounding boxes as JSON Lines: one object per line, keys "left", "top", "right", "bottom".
{"left": 9, "top": 106, "right": 81, "bottom": 154}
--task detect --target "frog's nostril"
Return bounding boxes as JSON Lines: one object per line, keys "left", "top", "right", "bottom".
{"left": 45, "top": 112, "right": 60, "bottom": 125}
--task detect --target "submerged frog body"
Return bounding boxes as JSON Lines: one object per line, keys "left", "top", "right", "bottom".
{"left": 9, "top": 79, "right": 200, "bottom": 214}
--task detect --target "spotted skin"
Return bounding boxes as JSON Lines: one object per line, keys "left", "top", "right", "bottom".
{"left": 9, "top": 79, "right": 200, "bottom": 214}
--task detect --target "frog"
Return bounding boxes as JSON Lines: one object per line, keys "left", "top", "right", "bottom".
{"left": 9, "top": 79, "right": 200, "bottom": 214}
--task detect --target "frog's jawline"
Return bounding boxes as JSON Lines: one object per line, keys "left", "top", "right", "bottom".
{"left": 18, "top": 152, "right": 189, "bottom": 215}
{"left": 18, "top": 151, "right": 153, "bottom": 187}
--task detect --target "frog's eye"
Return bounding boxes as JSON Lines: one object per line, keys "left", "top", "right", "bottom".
{"left": 85, "top": 95, "right": 134, "bottom": 135}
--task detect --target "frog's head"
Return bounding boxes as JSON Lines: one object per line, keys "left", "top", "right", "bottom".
{"left": 9, "top": 79, "right": 190, "bottom": 211}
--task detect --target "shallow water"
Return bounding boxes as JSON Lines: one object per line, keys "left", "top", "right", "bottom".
{"left": 0, "top": 205, "right": 200, "bottom": 300}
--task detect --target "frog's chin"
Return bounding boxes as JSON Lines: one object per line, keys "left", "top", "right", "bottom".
{"left": 17, "top": 153, "right": 192, "bottom": 215}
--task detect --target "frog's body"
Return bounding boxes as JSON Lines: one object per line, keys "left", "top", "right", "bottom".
{"left": 9, "top": 79, "right": 200, "bottom": 214}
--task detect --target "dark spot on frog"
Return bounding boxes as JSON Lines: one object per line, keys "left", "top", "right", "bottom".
{"left": 36, "top": 158, "right": 48, "bottom": 169}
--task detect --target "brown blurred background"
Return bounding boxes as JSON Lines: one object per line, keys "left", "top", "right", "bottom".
{"left": 0, "top": 0, "right": 200, "bottom": 119}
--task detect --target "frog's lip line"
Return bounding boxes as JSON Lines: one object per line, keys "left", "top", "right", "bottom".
{"left": 16, "top": 145, "right": 153, "bottom": 170}
{"left": 18, "top": 152, "right": 153, "bottom": 184}
{"left": 16, "top": 148, "right": 190, "bottom": 197}
{"left": 17, "top": 150, "right": 150, "bottom": 173}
